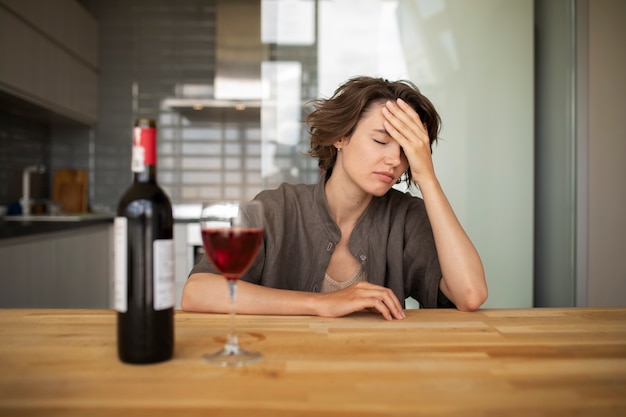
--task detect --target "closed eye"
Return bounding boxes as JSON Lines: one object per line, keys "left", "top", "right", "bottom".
{"left": 373, "top": 139, "right": 388, "bottom": 145}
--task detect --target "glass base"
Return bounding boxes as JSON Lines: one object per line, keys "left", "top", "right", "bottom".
{"left": 202, "top": 346, "right": 261, "bottom": 367}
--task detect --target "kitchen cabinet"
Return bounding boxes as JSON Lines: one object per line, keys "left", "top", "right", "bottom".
{"left": 0, "top": 223, "right": 112, "bottom": 308}
{"left": 0, "top": 0, "right": 98, "bottom": 125}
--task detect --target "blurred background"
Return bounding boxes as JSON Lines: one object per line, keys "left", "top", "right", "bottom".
{"left": 0, "top": 0, "right": 624, "bottom": 309}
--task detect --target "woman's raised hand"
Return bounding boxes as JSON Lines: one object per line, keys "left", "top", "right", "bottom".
{"left": 382, "top": 98, "right": 436, "bottom": 186}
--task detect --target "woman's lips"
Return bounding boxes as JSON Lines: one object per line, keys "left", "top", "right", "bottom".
{"left": 374, "top": 171, "right": 395, "bottom": 183}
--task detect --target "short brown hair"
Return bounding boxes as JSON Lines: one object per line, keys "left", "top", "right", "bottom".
{"left": 306, "top": 76, "right": 441, "bottom": 186}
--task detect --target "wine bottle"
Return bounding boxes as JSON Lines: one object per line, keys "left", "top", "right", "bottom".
{"left": 114, "top": 118, "right": 174, "bottom": 364}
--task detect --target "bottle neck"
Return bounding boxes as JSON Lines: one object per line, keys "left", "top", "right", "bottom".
{"left": 131, "top": 125, "right": 157, "bottom": 183}
{"left": 133, "top": 165, "right": 157, "bottom": 183}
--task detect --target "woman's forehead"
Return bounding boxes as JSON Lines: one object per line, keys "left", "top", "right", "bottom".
{"left": 359, "top": 102, "right": 386, "bottom": 124}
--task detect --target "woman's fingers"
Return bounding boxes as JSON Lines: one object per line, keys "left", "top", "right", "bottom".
{"left": 382, "top": 99, "right": 436, "bottom": 184}
{"left": 366, "top": 297, "right": 398, "bottom": 321}
{"left": 383, "top": 99, "right": 428, "bottom": 146}
{"left": 365, "top": 283, "right": 405, "bottom": 320}
{"left": 320, "top": 282, "right": 406, "bottom": 320}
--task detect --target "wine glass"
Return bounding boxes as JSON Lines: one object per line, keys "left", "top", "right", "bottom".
{"left": 199, "top": 200, "right": 264, "bottom": 366}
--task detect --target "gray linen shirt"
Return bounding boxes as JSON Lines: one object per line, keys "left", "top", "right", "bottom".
{"left": 191, "top": 177, "right": 452, "bottom": 309}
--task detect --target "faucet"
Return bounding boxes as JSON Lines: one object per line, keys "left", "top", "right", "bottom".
{"left": 20, "top": 165, "right": 46, "bottom": 215}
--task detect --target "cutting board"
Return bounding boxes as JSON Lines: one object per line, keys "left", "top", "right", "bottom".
{"left": 53, "top": 169, "right": 88, "bottom": 213}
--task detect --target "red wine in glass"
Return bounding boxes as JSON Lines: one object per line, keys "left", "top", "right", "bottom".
{"left": 201, "top": 228, "right": 263, "bottom": 280}
{"left": 199, "top": 201, "right": 264, "bottom": 366}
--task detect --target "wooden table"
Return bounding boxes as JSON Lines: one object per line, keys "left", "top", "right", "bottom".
{"left": 0, "top": 308, "right": 625, "bottom": 416}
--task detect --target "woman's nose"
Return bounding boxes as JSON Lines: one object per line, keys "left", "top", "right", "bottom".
{"left": 384, "top": 143, "right": 403, "bottom": 166}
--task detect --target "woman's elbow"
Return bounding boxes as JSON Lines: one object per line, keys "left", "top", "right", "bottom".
{"left": 456, "top": 284, "right": 488, "bottom": 312}
{"left": 181, "top": 273, "right": 229, "bottom": 313}
{"left": 180, "top": 276, "right": 203, "bottom": 312}
{"left": 180, "top": 283, "right": 194, "bottom": 312}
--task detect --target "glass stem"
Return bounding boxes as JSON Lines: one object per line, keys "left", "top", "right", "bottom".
{"left": 225, "top": 279, "right": 239, "bottom": 354}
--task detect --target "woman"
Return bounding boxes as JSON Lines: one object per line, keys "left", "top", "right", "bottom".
{"left": 182, "top": 76, "right": 487, "bottom": 320}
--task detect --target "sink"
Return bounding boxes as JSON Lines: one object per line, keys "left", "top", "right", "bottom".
{"left": 4, "top": 213, "right": 114, "bottom": 222}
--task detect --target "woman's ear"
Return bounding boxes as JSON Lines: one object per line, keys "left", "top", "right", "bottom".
{"left": 334, "top": 136, "right": 349, "bottom": 150}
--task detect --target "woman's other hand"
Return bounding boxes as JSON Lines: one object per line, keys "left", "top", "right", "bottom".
{"left": 316, "top": 282, "right": 406, "bottom": 321}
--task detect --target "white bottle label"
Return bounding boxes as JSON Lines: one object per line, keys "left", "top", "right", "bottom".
{"left": 153, "top": 239, "right": 175, "bottom": 310}
{"left": 131, "top": 145, "right": 145, "bottom": 173}
{"left": 113, "top": 217, "right": 128, "bottom": 313}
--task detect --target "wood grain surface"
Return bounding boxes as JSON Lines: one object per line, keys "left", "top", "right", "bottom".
{"left": 52, "top": 169, "right": 88, "bottom": 213}
{"left": 0, "top": 308, "right": 625, "bottom": 416}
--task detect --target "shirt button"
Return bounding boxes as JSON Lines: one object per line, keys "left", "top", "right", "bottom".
{"left": 360, "top": 254, "right": 367, "bottom": 262}
{"left": 326, "top": 242, "right": 334, "bottom": 252}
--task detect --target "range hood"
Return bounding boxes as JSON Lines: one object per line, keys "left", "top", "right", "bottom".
{"left": 163, "top": 0, "right": 266, "bottom": 116}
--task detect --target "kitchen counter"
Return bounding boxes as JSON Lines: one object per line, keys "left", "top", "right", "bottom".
{"left": 0, "top": 215, "right": 114, "bottom": 240}
{"left": 0, "top": 307, "right": 625, "bottom": 416}
{"left": 0, "top": 203, "right": 200, "bottom": 240}
{"left": 0, "top": 223, "right": 113, "bottom": 308}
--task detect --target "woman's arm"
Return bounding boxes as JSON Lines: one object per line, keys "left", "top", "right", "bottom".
{"left": 181, "top": 273, "right": 406, "bottom": 320}
{"left": 416, "top": 178, "right": 487, "bottom": 311}
{"left": 383, "top": 98, "right": 488, "bottom": 311}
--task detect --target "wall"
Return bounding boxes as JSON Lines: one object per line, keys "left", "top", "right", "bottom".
{"left": 395, "top": 0, "right": 535, "bottom": 308}
{"left": 0, "top": 100, "right": 50, "bottom": 208}
{"left": 0, "top": 92, "right": 93, "bottom": 211}
{"left": 587, "top": 0, "right": 626, "bottom": 306}
{"left": 79, "top": 0, "right": 320, "bottom": 212}
{"left": 0, "top": 0, "right": 95, "bottom": 212}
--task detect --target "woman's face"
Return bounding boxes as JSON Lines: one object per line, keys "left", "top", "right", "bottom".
{"left": 334, "top": 102, "right": 409, "bottom": 197}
